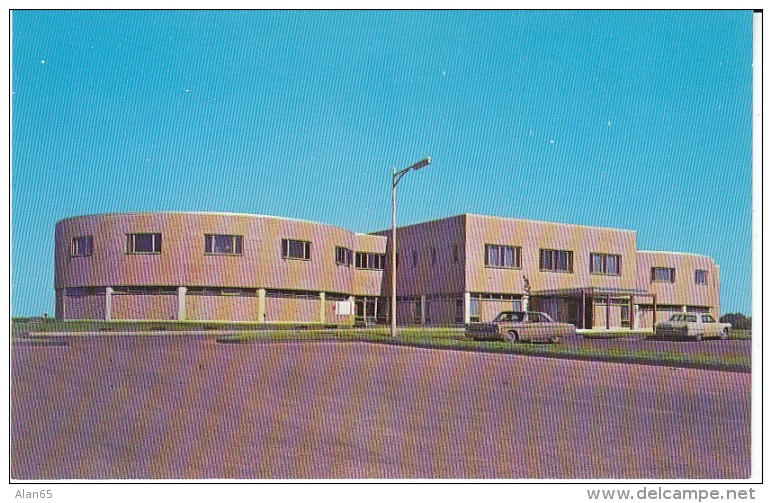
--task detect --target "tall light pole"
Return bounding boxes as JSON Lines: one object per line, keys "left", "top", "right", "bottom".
{"left": 391, "top": 156, "right": 431, "bottom": 338}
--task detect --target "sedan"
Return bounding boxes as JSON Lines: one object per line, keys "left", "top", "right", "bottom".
{"left": 654, "top": 313, "right": 731, "bottom": 341}
{"left": 465, "top": 311, "right": 576, "bottom": 344}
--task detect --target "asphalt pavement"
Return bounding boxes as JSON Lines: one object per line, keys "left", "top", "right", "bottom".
{"left": 11, "top": 336, "right": 751, "bottom": 479}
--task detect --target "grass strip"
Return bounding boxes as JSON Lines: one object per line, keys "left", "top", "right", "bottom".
{"left": 12, "top": 320, "right": 749, "bottom": 372}
{"left": 217, "top": 328, "right": 750, "bottom": 373}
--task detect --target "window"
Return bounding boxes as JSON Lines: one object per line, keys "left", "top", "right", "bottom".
{"left": 355, "top": 252, "right": 385, "bottom": 270}
{"left": 126, "top": 233, "right": 161, "bottom": 254}
{"left": 484, "top": 244, "right": 521, "bottom": 269}
{"left": 453, "top": 244, "right": 459, "bottom": 263}
{"left": 589, "top": 253, "right": 621, "bottom": 275}
{"left": 71, "top": 236, "right": 93, "bottom": 257}
{"left": 204, "top": 234, "right": 243, "bottom": 255}
{"left": 412, "top": 250, "right": 418, "bottom": 268}
{"left": 539, "top": 249, "right": 573, "bottom": 273}
{"left": 702, "top": 314, "right": 716, "bottom": 323}
{"left": 455, "top": 299, "right": 464, "bottom": 323}
{"left": 469, "top": 296, "right": 480, "bottom": 322}
{"left": 695, "top": 269, "right": 708, "bottom": 285}
{"left": 282, "top": 239, "right": 311, "bottom": 260}
{"left": 431, "top": 247, "right": 437, "bottom": 266}
{"left": 335, "top": 246, "right": 353, "bottom": 266}
{"left": 651, "top": 267, "right": 676, "bottom": 283}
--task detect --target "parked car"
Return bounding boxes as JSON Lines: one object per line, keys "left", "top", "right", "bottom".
{"left": 654, "top": 313, "right": 731, "bottom": 341}
{"left": 465, "top": 311, "right": 576, "bottom": 343}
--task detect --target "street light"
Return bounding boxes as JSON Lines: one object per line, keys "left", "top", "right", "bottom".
{"left": 391, "top": 156, "right": 432, "bottom": 338}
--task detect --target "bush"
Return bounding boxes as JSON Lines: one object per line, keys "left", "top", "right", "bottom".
{"left": 720, "top": 313, "right": 752, "bottom": 330}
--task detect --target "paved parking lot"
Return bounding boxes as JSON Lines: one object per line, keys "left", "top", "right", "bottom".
{"left": 11, "top": 335, "right": 751, "bottom": 479}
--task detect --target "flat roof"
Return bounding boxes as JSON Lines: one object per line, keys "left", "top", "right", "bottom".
{"left": 465, "top": 213, "right": 638, "bottom": 234}
{"left": 637, "top": 249, "right": 716, "bottom": 260}
{"left": 371, "top": 212, "right": 638, "bottom": 235}
{"left": 56, "top": 211, "right": 363, "bottom": 234}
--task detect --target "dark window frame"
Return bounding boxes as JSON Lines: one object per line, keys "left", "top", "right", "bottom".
{"left": 539, "top": 248, "right": 574, "bottom": 273}
{"left": 589, "top": 252, "right": 621, "bottom": 276}
{"left": 355, "top": 251, "right": 386, "bottom": 270}
{"left": 484, "top": 244, "right": 522, "bottom": 269}
{"left": 281, "top": 238, "right": 311, "bottom": 261}
{"left": 335, "top": 246, "right": 353, "bottom": 266}
{"left": 71, "top": 235, "right": 94, "bottom": 257}
{"left": 695, "top": 269, "right": 708, "bottom": 285}
{"left": 126, "top": 233, "right": 162, "bottom": 254}
{"left": 204, "top": 234, "right": 244, "bottom": 256}
{"left": 651, "top": 267, "right": 676, "bottom": 283}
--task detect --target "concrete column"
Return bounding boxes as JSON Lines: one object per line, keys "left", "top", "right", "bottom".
{"left": 61, "top": 288, "right": 67, "bottom": 320}
{"left": 319, "top": 292, "right": 326, "bottom": 323}
{"left": 348, "top": 296, "right": 355, "bottom": 324}
{"left": 177, "top": 286, "right": 187, "bottom": 321}
{"left": 420, "top": 295, "right": 426, "bottom": 325}
{"left": 258, "top": 288, "right": 266, "bottom": 322}
{"left": 682, "top": 305, "right": 688, "bottom": 313}
{"left": 633, "top": 304, "right": 640, "bottom": 330}
{"left": 105, "top": 287, "right": 114, "bottom": 321}
{"left": 464, "top": 292, "right": 471, "bottom": 324}
{"left": 522, "top": 294, "right": 529, "bottom": 312}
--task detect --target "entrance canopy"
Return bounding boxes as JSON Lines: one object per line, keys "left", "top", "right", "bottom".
{"left": 531, "top": 287, "right": 657, "bottom": 330}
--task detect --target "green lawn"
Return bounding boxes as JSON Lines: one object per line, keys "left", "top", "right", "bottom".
{"left": 12, "top": 319, "right": 750, "bottom": 372}
{"left": 217, "top": 326, "right": 750, "bottom": 372}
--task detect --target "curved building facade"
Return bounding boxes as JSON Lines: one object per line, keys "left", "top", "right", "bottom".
{"left": 55, "top": 212, "right": 386, "bottom": 323}
{"left": 55, "top": 212, "right": 721, "bottom": 328}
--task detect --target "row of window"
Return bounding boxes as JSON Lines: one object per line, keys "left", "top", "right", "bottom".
{"left": 396, "top": 244, "right": 460, "bottom": 269}
{"left": 484, "top": 245, "right": 606, "bottom": 276}
{"left": 72, "top": 234, "right": 384, "bottom": 270}
{"left": 651, "top": 267, "right": 709, "bottom": 286}
{"left": 70, "top": 233, "right": 711, "bottom": 285}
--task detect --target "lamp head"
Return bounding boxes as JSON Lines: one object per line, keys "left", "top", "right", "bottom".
{"left": 410, "top": 157, "right": 432, "bottom": 171}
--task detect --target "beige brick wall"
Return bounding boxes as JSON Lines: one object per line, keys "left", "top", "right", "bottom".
{"left": 465, "top": 214, "right": 638, "bottom": 295}
{"left": 63, "top": 292, "right": 105, "bottom": 320}
{"left": 55, "top": 213, "right": 363, "bottom": 294}
{"left": 112, "top": 294, "right": 177, "bottom": 321}
{"left": 636, "top": 251, "right": 720, "bottom": 313}
{"left": 186, "top": 295, "right": 260, "bottom": 322}
{"left": 264, "top": 296, "right": 320, "bottom": 323}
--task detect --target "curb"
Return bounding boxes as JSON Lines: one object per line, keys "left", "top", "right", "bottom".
{"left": 17, "top": 331, "right": 751, "bottom": 374}
{"left": 361, "top": 338, "right": 751, "bottom": 374}
{"left": 214, "top": 334, "right": 751, "bottom": 374}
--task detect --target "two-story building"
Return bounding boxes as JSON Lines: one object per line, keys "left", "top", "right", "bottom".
{"left": 54, "top": 212, "right": 720, "bottom": 329}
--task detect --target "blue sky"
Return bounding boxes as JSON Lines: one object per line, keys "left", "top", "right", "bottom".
{"left": 12, "top": 10, "right": 753, "bottom": 316}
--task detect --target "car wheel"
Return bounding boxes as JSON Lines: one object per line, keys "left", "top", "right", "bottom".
{"left": 719, "top": 328, "right": 729, "bottom": 341}
{"left": 505, "top": 330, "right": 518, "bottom": 343}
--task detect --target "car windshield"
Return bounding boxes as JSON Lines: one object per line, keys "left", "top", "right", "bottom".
{"left": 531, "top": 312, "right": 554, "bottom": 323}
{"left": 495, "top": 312, "right": 525, "bottom": 322}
